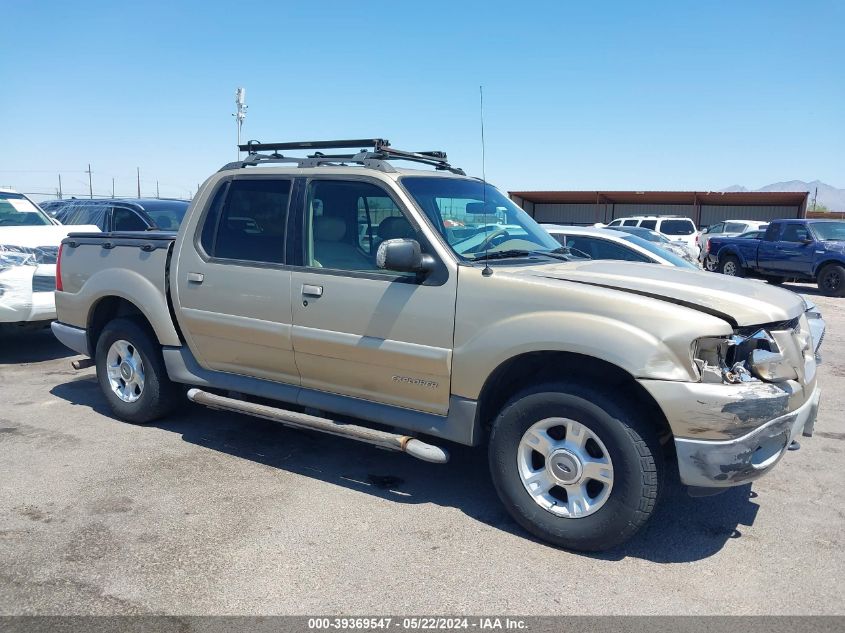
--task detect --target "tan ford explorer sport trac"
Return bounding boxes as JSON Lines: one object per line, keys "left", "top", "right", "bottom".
{"left": 50, "top": 139, "right": 824, "bottom": 551}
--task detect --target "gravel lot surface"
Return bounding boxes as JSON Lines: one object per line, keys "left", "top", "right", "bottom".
{"left": 1, "top": 283, "right": 843, "bottom": 615}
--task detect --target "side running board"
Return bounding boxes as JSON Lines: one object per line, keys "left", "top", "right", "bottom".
{"left": 186, "top": 388, "right": 449, "bottom": 464}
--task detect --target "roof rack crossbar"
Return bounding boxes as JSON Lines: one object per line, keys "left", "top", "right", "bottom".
{"left": 238, "top": 139, "right": 390, "bottom": 153}
{"left": 223, "top": 138, "right": 465, "bottom": 175}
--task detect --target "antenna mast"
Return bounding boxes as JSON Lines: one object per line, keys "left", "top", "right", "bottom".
{"left": 480, "top": 86, "right": 492, "bottom": 277}
{"left": 233, "top": 87, "right": 248, "bottom": 161}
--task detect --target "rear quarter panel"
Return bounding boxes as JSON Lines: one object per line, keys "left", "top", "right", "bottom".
{"left": 55, "top": 238, "right": 180, "bottom": 347}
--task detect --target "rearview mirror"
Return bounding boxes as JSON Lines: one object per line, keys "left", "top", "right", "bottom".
{"left": 376, "top": 239, "right": 435, "bottom": 274}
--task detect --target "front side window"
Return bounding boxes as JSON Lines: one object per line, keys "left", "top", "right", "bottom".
{"left": 707, "top": 222, "right": 725, "bottom": 234}
{"left": 659, "top": 219, "right": 696, "bottom": 235}
{"left": 724, "top": 222, "right": 747, "bottom": 233}
{"left": 306, "top": 180, "right": 417, "bottom": 274}
{"left": 0, "top": 192, "right": 51, "bottom": 226}
{"left": 204, "top": 179, "right": 290, "bottom": 264}
{"left": 781, "top": 223, "right": 811, "bottom": 243}
{"left": 400, "top": 177, "right": 559, "bottom": 261}
{"left": 608, "top": 219, "right": 623, "bottom": 227}
{"left": 622, "top": 219, "right": 639, "bottom": 227}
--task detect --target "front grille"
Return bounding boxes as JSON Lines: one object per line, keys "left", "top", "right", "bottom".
{"left": 32, "top": 274, "right": 56, "bottom": 292}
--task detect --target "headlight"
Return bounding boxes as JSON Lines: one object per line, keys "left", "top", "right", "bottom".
{"left": 693, "top": 328, "right": 798, "bottom": 384}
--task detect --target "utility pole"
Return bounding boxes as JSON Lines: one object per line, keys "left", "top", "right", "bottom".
{"left": 233, "top": 87, "right": 247, "bottom": 160}
{"left": 156, "top": 181, "right": 160, "bottom": 199}
{"left": 85, "top": 164, "right": 93, "bottom": 199}
{"left": 58, "top": 174, "right": 63, "bottom": 200}
{"left": 812, "top": 187, "right": 818, "bottom": 213}
{"left": 112, "top": 178, "right": 115, "bottom": 199}
{"left": 137, "top": 167, "right": 141, "bottom": 198}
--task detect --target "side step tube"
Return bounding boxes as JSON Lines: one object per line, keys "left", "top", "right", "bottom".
{"left": 186, "top": 388, "right": 449, "bottom": 464}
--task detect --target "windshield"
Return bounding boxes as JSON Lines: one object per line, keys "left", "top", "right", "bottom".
{"left": 619, "top": 234, "right": 697, "bottom": 269}
{"left": 400, "top": 177, "right": 560, "bottom": 260}
{"left": 811, "top": 221, "right": 845, "bottom": 241}
{"left": 0, "top": 192, "right": 51, "bottom": 226}
{"left": 660, "top": 219, "right": 696, "bottom": 235}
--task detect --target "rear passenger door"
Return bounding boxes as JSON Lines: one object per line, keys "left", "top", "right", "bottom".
{"left": 287, "top": 177, "right": 457, "bottom": 415}
{"left": 173, "top": 176, "right": 299, "bottom": 384}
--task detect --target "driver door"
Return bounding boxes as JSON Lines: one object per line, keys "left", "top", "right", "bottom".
{"left": 288, "top": 177, "right": 457, "bottom": 415}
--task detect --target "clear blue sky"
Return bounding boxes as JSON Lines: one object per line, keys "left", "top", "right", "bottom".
{"left": 1, "top": 0, "right": 842, "bottom": 199}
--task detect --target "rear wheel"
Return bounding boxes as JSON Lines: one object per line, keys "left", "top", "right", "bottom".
{"left": 719, "top": 255, "right": 745, "bottom": 277}
{"left": 488, "top": 382, "right": 662, "bottom": 551}
{"left": 818, "top": 264, "right": 845, "bottom": 297}
{"left": 95, "top": 317, "right": 180, "bottom": 424}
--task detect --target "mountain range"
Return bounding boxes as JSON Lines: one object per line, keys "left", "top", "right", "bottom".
{"left": 722, "top": 180, "right": 845, "bottom": 211}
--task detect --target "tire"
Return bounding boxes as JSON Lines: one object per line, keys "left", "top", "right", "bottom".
{"left": 488, "top": 381, "right": 662, "bottom": 551}
{"left": 818, "top": 263, "right": 845, "bottom": 297}
{"left": 719, "top": 255, "right": 745, "bottom": 277}
{"left": 763, "top": 275, "right": 785, "bottom": 285}
{"left": 95, "top": 317, "right": 180, "bottom": 424}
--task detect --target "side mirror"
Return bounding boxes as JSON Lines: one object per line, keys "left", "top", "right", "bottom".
{"left": 376, "top": 238, "right": 435, "bottom": 274}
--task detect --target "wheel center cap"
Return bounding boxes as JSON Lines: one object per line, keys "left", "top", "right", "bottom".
{"left": 120, "top": 361, "right": 133, "bottom": 381}
{"left": 548, "top": 449, "right": 582, "bottom": 484}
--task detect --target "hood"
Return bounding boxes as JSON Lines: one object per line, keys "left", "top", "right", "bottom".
{"left": 0, "top": 224, "right": 100, "bottom": 248}
{"left": 509, "top": 260, "right": 805, "bottom": 327}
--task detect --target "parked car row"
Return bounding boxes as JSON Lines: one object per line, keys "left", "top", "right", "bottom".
{"left": 1, "top": 190, "right": 189, "bottom": 331}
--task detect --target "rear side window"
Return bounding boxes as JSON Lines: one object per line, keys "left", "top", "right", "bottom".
{"left": 112, "top": 207, "right": 147, "bottom": 231}
{"left": 660, "top": 219, "right": 695, "bottom": 235}
{"left": 622, "top": 219, "right": 639, "bottom": 227}
{"left": 639, "top": 220, "right": 657, "bottom": 230}
{"left": 199, "top": 179, "right": 291, "bottom": 264}
{"left": 63, "top": 203, "right": 107, "bottom": 228}
{"left": 564, "top": 236, "right": 650, "bottom": 262}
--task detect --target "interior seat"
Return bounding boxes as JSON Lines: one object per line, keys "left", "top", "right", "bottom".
{"left": 373, "top": 216, "right": 416, "bottom": 252}
{"left": 313, "top": 216, "right": 372, "bottom": 270}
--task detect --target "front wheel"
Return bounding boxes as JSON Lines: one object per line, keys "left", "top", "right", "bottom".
{"left": 488, "top": 382, "right": 662, "bottom": 551}
{"left": 95, "top": 317, "right": 180, "bottom": 424}
{"left": 818, "top": 263, "right": 845, "bottom": 297}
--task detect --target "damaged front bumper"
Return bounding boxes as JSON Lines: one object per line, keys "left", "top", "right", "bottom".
{"left": 640, "top": 375, "right": 820, "bottom": 489}
{"left": 673, "top": 386, "right": 820, "bottom": 488}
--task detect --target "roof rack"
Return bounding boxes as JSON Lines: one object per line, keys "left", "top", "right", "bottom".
{"left": 219, "top": 138, "right": 465, "bottom": 175}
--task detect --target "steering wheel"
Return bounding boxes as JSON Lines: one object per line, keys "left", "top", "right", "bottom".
{"left": 467, "top": 227, "right": 509, "bottom": 254}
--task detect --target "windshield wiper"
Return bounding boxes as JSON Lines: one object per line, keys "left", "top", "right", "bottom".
{"left": 467, "top": 249, "right": 534, "bottom": 261}
{"left": 468, "top": 249, "right": 574, "bottom": 262}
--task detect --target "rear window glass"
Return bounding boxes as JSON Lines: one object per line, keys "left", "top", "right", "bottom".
{"left": 660, "top": 219, "right": 696, "bottom": 235}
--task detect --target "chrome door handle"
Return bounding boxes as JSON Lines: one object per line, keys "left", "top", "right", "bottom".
{"left": 187, "top": 272, "right": 204, "bottom": 283}
{"left": 302, "top": 284, "right": 323, "bottom": 297}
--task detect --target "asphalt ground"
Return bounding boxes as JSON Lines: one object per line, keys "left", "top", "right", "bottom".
{"left": 0, "top": 283, "right": 843, "bottom": 615}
